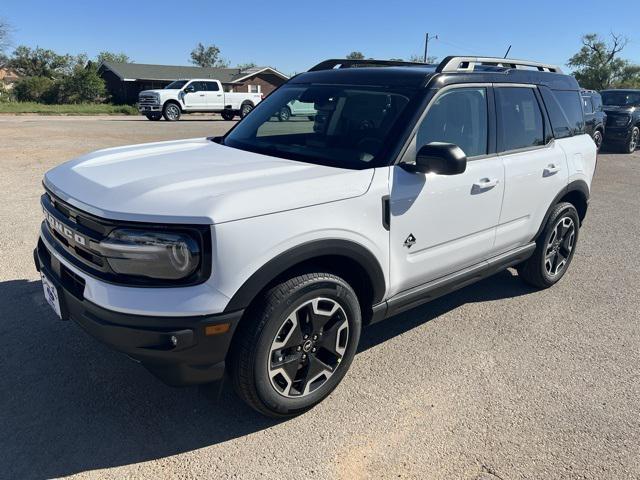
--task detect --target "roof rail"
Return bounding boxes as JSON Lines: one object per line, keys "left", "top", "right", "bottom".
{"left": 436, "top": 56, "right": 563, "bottom": 74}
{"left": 308, "top": 58, "right": 431, "bottom": 72}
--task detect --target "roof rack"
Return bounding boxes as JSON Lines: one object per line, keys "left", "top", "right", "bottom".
{"left": 308, "top": 59, "right": 431, "bottom": 72}
{"left": 436, "top": 56, "right": 563, "bottom": 74}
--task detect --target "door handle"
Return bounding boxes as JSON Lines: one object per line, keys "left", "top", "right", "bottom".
{"left": 199, "top": 94, "right": 205, "bottom": 97}
{"left": 472, "top": 177, "right": 499, "bottom": 191}
{"left": 217, "top": 94, "right": 222, "bottom": 97}
{"left": 543, "top": 164, "right": 561, "bottom": 176}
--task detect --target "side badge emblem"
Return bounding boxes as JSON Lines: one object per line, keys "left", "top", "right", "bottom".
{"left": 404, "top": 234, "right": 416, "bottom": 248}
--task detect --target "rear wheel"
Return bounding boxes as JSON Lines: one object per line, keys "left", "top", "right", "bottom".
{"left": 517, "top": 202, "right": 579, "bottom": 288}
{"left": 230, "top": 272, "right": 361, "bottom": 417}
{"left": 240, "top": 102, "right": 254, "bottom": 119}
{"left": 221, "top": 110, "right": 235, "bottom": 121}
{"left": 162, "top": 103, "right": 181, "bottom": 121}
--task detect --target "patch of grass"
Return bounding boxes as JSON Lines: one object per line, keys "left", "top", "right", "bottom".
{"left": 0, "top": 102, "right": 138, "bottom": 115}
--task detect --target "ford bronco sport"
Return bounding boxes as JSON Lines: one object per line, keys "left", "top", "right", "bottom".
{"left": 35, "top": 56, "right": 596, "bottom": 417}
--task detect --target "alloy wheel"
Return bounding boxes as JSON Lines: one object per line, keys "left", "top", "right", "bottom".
{"left": 630, "top": 128, "right": 639, "bottom": 152}
{"left": 166, "top": 105, "right": 180, "bottom": 120}
{"left": 593, "top": 131, "right": 603, "bottom": 151}
{"left": 268, "top": 297, "right": 349, "bottom": 398}
{"left": 545, "top": 216, "right": 576, "bottom": 277}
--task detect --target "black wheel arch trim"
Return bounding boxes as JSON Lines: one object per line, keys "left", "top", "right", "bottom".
{"left": 533, "top": 180, "right": 590, "bottom": 241}
{"left": 223, "top": 239, "right": 386, "bottom": 312}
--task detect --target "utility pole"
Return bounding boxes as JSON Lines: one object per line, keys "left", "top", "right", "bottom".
{"left": 424, "top": 33, "right": 438, "bottom": 63}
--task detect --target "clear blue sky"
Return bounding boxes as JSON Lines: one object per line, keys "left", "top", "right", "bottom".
{"left": 2, "top": 0, "right": 639, "bottom": 75}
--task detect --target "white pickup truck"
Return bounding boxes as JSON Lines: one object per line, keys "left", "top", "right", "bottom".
{"left": 138, "top": 79, "right": 263, "bottom": 121}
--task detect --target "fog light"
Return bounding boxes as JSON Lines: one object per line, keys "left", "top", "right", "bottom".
{"left": 170, "top": 335, "right": 178, "bottom": 346}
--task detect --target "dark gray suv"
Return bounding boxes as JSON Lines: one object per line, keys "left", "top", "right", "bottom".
{"left": 601, "top": 89, "right": 640, "bottom": 154}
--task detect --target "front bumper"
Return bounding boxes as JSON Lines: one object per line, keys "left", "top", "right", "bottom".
{"left": 34, "top": 239, "right": 243, "bottom": 386}
{"left": 138, "top": 104, "right": 162, "bottom": 112}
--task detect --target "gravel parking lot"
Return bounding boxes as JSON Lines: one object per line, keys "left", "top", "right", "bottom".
{"left": 1, "top": 115, "right": 639, "bottom": 480}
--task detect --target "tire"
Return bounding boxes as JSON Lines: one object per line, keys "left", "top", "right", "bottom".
{"left": 230, "top": 272, "right": 362, "bottom": 418}
{"left": 162, "top": 102, "right": 181, "bottom": 121}
{"left": 240, "top": 102, "right": 254, "bottom": 119}
{"left": 278, "top": 106, "right": 291, "bottom": 122}
{"left": 221, "top": 110, "right": 235, "bottom": 121}
{"left": 593, "top": 129, "right": 603, "bottom": 153}
{"left": 624, "top": 126, "right": 639, "bottom": 154}
{"left": 517, "top": 202, "right": 580, "bottom": 289}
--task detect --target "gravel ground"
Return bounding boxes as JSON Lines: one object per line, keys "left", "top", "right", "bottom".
{"left": 1, "top": 115, "right": 639, "bottom": 480}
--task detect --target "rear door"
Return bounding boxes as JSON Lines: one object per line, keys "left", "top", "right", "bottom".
{"left": 204, "top": 81, "right": 225, "bottom": 110}
{"left": 494, "top": 85, "right": 569, "bottom": 253}
{"left": 389, "top": 85, "right": 505, "bottom": 295}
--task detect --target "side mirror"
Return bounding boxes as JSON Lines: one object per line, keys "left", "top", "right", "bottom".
{"left": 184, "top": 85, "right": 195, "bottom": 93}
{"left": 406, "top": 143, "right": 467, "bottom": 175}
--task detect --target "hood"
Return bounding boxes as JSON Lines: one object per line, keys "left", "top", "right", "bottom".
{"left": 44, "top": 138, "right": 374, "bottom": 224}
{"left": 603, "top": 105, "right": 637, "bottom": 114}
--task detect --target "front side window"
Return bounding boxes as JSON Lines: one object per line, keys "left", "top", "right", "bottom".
{"left": 224, "top": 84, "right": 415, "bottom": 168}
{"left": 496, "top": 87, "right": 544, "bottom": 152}
{"left": 416, "top": 87, "right": 488, "bottom": 158}
{"left": 165, "top": 80, "right": 188, "bottom": 89}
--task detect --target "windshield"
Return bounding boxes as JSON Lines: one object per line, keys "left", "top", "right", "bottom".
{"left": 223, "top": 83, "right": 416, "bottom": 169}
{"left": 165, "top": 80, "right": 188, "bottom": 90}
{"left": 601, "top": 91, "right": 640, "bottom": 107}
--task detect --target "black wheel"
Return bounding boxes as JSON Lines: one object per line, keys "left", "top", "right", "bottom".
{"left": 221, "top": 110, "right": 235, "bottom": 121}
{"left": 593, "top": 129, "right": 603, "bottom": 152}
{"left": 145, "top": 114, "right": 161, "bottom": 121}
{"left": 517, "top": 202, "right": 580, "bottom": 288}
{"left": 278, "top": 106, "right": 291, "bottom": 122}
{"left": 308, "top": 115, "right": 315, "bottom": 121}
{"left": 240, "top": 102, "right": 254, "bottom": 119}
{"left": 162, "top": 103, "right": 181, "bottom": 121}
{"left": 624, "top": 126, "right": 639, "bottom": 153}
{"left": 230, "top": 272, "right": 361, "bottom": 418}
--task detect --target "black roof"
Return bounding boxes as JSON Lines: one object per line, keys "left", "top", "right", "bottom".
{"left": 291, "top": 57, "right": 579, "bottom": 91}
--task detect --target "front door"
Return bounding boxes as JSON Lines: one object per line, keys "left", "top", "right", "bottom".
{"left": 182, "top": 81, "right": 207, "bottom": 109}
{"left": 389, "top": 86, "right": 505, "bottom": 296}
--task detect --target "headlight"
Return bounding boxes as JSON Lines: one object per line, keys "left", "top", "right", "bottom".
{"left": 614, "top": 116, "right": 631, "bottom": 127}
{"left": 98, "top": 229, "right": 200, "bottom": 280}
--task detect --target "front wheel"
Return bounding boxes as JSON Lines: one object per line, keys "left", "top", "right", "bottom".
{"left": 624, "top": 126, "right": 639, "bottom": 154}
{"left": 230, "top": 272, "right": 361, "bottom": 417}
{"left": 240, "top": 103, "right": 254, "bottom": 119}
{"left": 278, "top": 106, "right": 291, "bottom": 122}
{"left": 162, "top": 103, "right": 181, "bottom": 121}
{"left": 517, "top": 202, "right": 580, "bottom": 288}
{"left": 593, "top": 129, "right": 603, "bottom": 152}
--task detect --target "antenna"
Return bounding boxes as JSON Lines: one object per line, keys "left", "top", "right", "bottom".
{"left": 503, "top": 45, "right": 512, "bottom": 58}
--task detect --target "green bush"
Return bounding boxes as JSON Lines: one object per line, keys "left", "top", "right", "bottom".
{"left": 0, "top": 102, "right": 138, "bottom": 114}
{"left": 12, "top": 76, "right": 55, "bottom": 102}
{"left": 57, "top": 66, "right": 106, "bottom": 103}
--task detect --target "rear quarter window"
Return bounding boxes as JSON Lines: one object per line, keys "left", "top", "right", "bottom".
{"left": 553, "top": 90, "right": 585, "bottom": 135}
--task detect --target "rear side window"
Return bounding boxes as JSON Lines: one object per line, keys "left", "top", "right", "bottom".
{"left": 416, "top": 87, "right": 488, "bottom": 157}
{"left": 554, "top": 90, "right": 585, "bottom": 134}
{"left": 495, "top": 87, "right": 544, "bottom": 152}
{"left": 205, "top": 81, "right": 219, "bottom": 91}
{"left": 582, "top": 96, "right": 594, "bottom": 114}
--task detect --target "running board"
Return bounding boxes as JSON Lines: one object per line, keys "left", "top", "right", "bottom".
{"left": 370, "top": 243, "right": 536, "bottom": 323}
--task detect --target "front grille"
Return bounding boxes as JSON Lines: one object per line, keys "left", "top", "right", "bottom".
{"left": 40, "top": 188, "right": 213, "bottom": 287}
{"left": 139, "top": 95, "right": 159, "bottom": 105}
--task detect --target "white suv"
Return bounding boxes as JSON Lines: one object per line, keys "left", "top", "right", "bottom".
{"left": 35, "top": 57, "right": 596, "bottom": 417}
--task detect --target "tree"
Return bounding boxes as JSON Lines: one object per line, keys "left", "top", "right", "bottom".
{"left": 568, "top": 33, "right": 640, "bottom": 90}
{"left": 237, "top": 62, "right": 257, "bottom": 70}
{"left": 9, "top": 46, "right": 72, "bottom": 78}
{"left": 190, "top": 43, "right": 228, "bottom": 68}
{"left": 0, "top": 18, "right": 11, "bottom": 53}
{"left": 96, "top": 51, "right": 132, "bottom": 64}
{"left": 346, "top": 51, "right": 365, "bottom": 60}
{"left": 12, "top": 76, "right": 55, "bottom": 102}
{"left": 409, "top": 54, "right": 437, "bottom": 63}
{"left": 57, "top": 63, "right": 106, "bottom": 103}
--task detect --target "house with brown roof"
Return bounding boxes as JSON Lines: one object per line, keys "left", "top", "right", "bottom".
{"left": 97, "top": 61, "right": 289, "bottom": 105}
{"left": 0, "top": 68, "right": 20, "bottom": 92}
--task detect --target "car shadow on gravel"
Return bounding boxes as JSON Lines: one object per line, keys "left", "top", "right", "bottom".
{"left": 0, "top": 270, "right": 534, "bottom": 479}
{"left": 358, "top": 268, "right": 535, "bottom": 353}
